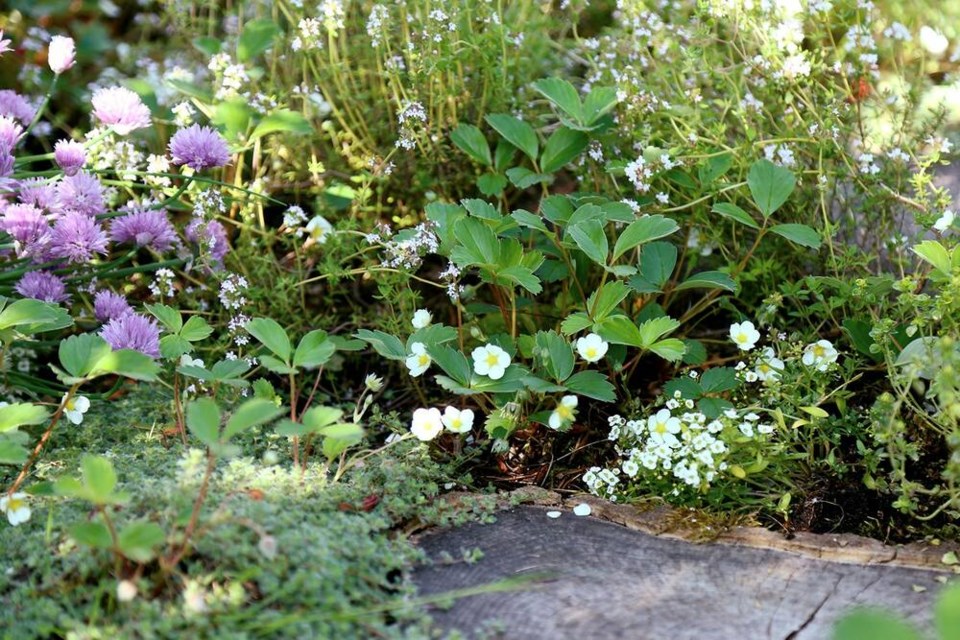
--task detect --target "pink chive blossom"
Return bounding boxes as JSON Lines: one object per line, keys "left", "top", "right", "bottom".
{"left": 0, "top": 31, "right": 12, "bottom": 57}
{"left": 186, "top": 218, "right": 229, "bottom": 265}
{"left": 49, "top": 210, "right": 109, "bottom": 264}
{"left": 0, "top": 115, "right": 24, "bottom": 151}
{"left": 15, "top": 271, "right": 69, "bottom": 304}
{"left": 110, "top": 208, "right": 177, "bottom": 252}
{"left": 93, "top": 290, "right": 133, "bottom": 323}
{"left": 100, "top": 313, "right": 161, "bottom": 359}
{"left": 91, "top": 87, "right": 152, "bottom": 135}
{"left": 1, "top": 203, "right": 50, "bottom": 258}
{"left": 0, "top": 90, "right": 37, "bottom": 125}
{"left": 47, "top": 36, "right": 76, "bottom": 74}
{"left": 17, "top": 178, "right": 59, "bottom": 211}
{"left": 169, "top": 125, "right": 231, "bottom": 171}
{"left": 54, "top": 140, "right": 86, "bottom": 176}
{"left": 55, "top": 172, "right": 105, "bottom": 217}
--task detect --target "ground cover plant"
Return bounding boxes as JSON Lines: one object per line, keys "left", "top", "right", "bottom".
{"left": 2, "top": 0, "right": 960, "bottom": 636}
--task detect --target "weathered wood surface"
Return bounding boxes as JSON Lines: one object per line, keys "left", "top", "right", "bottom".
{"left": 413, "top": 504, "right": 954, "bottom": 640}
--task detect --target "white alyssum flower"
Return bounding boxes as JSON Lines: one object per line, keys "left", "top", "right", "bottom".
{"left": 729, "top": 321, "right": 761, "bottom": 351}
{"left": 441, "top": 406, "right": 474, "bottom": 433}
{"left": 934, "top": 210, "right": 955, "bottom": 233}
{"left": 576, "top": 333, "right": 609, "bottom": 363}
{"left": 305, "top": 215, "right": 333, "bottom": 244}
{"left": 802, "top": 340, "right": 838, "bottom": 371}
{"left": 755, "top": 347, "right": 785, "bottom": 382}
{"left": 0, "top": 492, "right": 31, "bottom": 526}
{"left": 63, "top": 394, "right": 90, "bottom": 425}
{"left": 548, "top": 395, "right": 579, "bottom": 430}
{"left": 405, "top": 342, "right": 431, "bottom": 377}
{"left": 411, "top": 309, "right": 432, "bottom": 330}
{"left": 410, "top": 407, "right": 443, "bottom": 441}
{"left": 471, "top": 344, "right": 511, "bottom": 380}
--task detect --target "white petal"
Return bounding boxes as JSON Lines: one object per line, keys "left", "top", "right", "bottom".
{"left": 546, "top": 511, "right": 562, "bottom": 519}
{"left": 573, "top": 503, "right": 592, "bottom": 517}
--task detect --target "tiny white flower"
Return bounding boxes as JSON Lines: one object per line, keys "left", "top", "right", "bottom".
{"left": 410, "top": 407, "right": 443, "bottom": 441}
{"left": 441, "top": 406, "right": 474, "bottom": 434}
{"left": 116, "top": 580, "right": 138, "bottom": 602}
{"left": 729, "top": 321, "right": 761, "bottom": 351}
{"left": 63, "top": 394, "right": 90, "bottom": 425}
{"left": 411, "top": 308, "right": 432, "bottom": 329}
{"left": 548, "top": 395, "right": 579, "bottom": 430}
{"left": 934, "top": 210, "right": 955, "bottom": 233}
{"left": 305, "top": 215, "right": 333, "bottom": 244}
{"left": 405, "top": 342, "right": 431, "bottom": 377}
{"left": 575, "top": 333, "right": 609, "bottom": 363}
{"left": 471, "top": 344, "right": 511, "bottom": 380}
{"left": 364, "top": 373, "right": 384, "bottom": 391}
{"left": 0, "top": 492, "right": 31, "bottom": 526}
{"left": 802, "top": 340, "right": 838, "bottom": 371}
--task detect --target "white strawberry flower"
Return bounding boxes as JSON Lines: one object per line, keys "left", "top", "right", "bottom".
{"left": 404, "top": 342, "right": 431, "bottom": 377}
{"left": 729, "top": 321, "right": 761, "bottom": 351}
{"left": 410, "top": 407, "right": 443, "bottom": 441}
{"left": 63, "top": 394, "right": 90, "bottom": 425}
{"left": 548, "top": 395, "right": 579, "bottom": 430}
{"left": 411, "top": 309, "right": 432, "bottom": 329}
{"left": 471, "top": 344, "right": 511, "bottom": 380}
{"left": 576, "top": 333, "right": 609, "bottom": 363}
{"left": 441, "top": 406, "right": 474, "bottom": 433}
{"left": 0, "top": 492, "right": 31, "bottom": 526}
{"left": 755, "top": 347, "right": 785, "bottom": 382}
{"left": 305, "top": 215, "right": 333, "bottom": 244}
{"left": 802, "top": 340, "right": 838, "bottom": 371}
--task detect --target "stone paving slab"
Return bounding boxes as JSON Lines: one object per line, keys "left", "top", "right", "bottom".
{"left": 413, "top": 505, "right": 955, "bottom": 640}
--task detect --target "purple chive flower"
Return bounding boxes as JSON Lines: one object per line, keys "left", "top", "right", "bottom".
{"left": 49, "top": 210, "right": 109, "bottom": 264}
{"left": 91, "top": 86, "right": 152, "bottom": 135}
{"left": 100, "top": 313, "right": 161, "bottom": 359}
{"left": 15, "top": 271, "right": 69, "bottom": 304}
{"left": 0, "top": 115, "right": 24, "bottom": 152}
{"left": 93, "top": 290, "right": 133, "bottom": 323}
{"left": 0, "top": 90, "right": 36, "bottom": 125}
{"left": 17, "top": 177, "right": 59, "bottom": 211}
{"left": 110, "top": 208, "right": 177, "bottom": 253}
{"left": 47, "top": 35, "right": 76, "bottom": 75}
{"left": 55, "top": 172, "right": 105, "bottom": 217}
{"left": 169, "top": 125, "right": 231, "bottom": 171}
{"left": 1, "top": 203, "right": 50, "bottom": 258}
{"left": 54, "top": 140, "right": 86, "bottom": 176}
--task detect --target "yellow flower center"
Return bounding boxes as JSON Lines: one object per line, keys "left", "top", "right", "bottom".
{"left": 556, "top": 405, "right": 573, "bottom": 421}
{"left": 735, "top": 333, "right": 748, "bottom": 343}
{"left": 451, "top": 418, "right": 462, "bottom": 429}
{"left": 586, "top": 347, "right": 597, "bottom": 358}
{"left": 65, "top": 399, "right": 76, "bottom": 411}
{"left": 653, "top": 421, "right": 667, "bottom": 435}
{"left": 417, "top": 354, "right": 430, "bottom": 366}
{"left": 759, "top": 364, "right": 771, "bottom": 373}
{"left": 812, "top": 345, "right": 825, "bottom": 357}
{"left": 486, "top": 353, "right": 500, "bottom": 367}
{"left": 7, "top": 497, "right": 24, "bottom": 511}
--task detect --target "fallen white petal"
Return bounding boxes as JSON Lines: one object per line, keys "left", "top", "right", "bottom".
{"left": 573, "top": 503, "right": 592, "bottom": 517}
{"left": 546, "top": 510, "right": 562, "bottom": 519}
